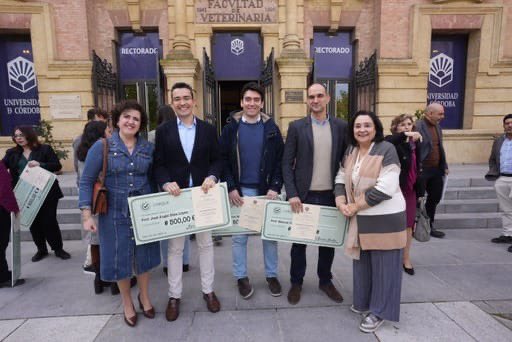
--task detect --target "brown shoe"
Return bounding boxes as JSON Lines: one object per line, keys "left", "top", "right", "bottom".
{"left": 237, "top": 277, "right": 254, "bottom": 299}
{"left": 203, "top": 292, "right": 221, "bottom": 313}
{"left": 287, "top": 284, "right": 302, "bottom": 305}
{"left": 165, "top": 297, "right": 180, "bottom": 321}
{"left": 319, "top": 283, "right": 344, "bottom": 303}
{"left": 266, "top": 277, "right": 282, "bottom": 297}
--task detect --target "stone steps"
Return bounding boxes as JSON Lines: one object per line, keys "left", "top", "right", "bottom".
{"left": 437, "top": 199, "right": 499, "bottom": 214}
{"left": 434, "top": 213, "right": 501, "bottom": 230}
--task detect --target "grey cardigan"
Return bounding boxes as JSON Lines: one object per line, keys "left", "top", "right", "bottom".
{"left": 486, "top": 134, "right": 506, "bottom": 181}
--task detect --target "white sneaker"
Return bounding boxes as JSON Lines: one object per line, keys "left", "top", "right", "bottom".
{"left": 350, "top": 305, "right": 369, "bottom": 315}
{"left": 359, "top": 313, "right": 384, "bottom": 333}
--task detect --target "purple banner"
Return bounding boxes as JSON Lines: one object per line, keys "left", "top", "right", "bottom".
{"left": 212, "top": 33, "right": 262, "bottom": 80}
{"left": 118, "top": 32, "right": 160, "bottom": 81}
{"left": 427, "top": 35, "right": 467, "bottom": 129}
{"left": 312, "top": 32, "right": 353, "bottom": 80}
{"left": 0, "top": 36, "right": 40, "bottom": 136}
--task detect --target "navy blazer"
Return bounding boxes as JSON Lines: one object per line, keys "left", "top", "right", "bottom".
{"left": 153, "top": 116, "right": 222, "bottom": 189}
{"left": 282, "top": 115, "right": 348, "bottom": 201}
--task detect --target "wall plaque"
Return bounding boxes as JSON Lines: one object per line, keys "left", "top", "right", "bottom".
{"left": 285, "top": 90, "right": 304, "bottom": 103}
{"left": 49, "top": 95, "right": 81, "bottom": 119}
{"left": 195, "top": 0, "right": 277, "bottom": 24}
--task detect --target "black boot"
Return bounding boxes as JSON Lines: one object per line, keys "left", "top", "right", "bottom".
{"left": 94, "top": 268, "right": 104, "bottom": 294}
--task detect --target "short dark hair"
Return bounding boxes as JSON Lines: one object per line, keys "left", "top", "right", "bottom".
{"left": 171, "top": 82, "right": 194, "bottom": 99}
{"left": 87, "top": 108, "right": 97, "bottom": 121}
{"left": 347, "top": 110, "right": 384, "bottom": 146}
{"left": 157, "top": 105, "right": 175, "bottom": 125}
{"left": 12, "top": 125, "right": 40, "bottom": 149}
{"left": 240, "top": 82, "right": 264, "bottom": 102}
{"left": 111, "top": 100, "right": 148, "bottom": 134}
{"left": 503, "top": 114, "right": 512, "bottom": 123}
{"left": 307, "top": 82, "right": 328, "bottom": 93}
{"left": 95, "top": 109, "right": 109, "bottom": 121}
{"left": 77, "top": 121, "right": 107, "bottom": 161}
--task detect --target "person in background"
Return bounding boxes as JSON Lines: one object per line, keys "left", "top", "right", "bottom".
{"left": 73, "top": 108, "right": 109, "bottom": 274}
{"left": 76, "top": 121, "right": 111, "bottom": 294}
{"left": 486, "top": 113, "right": 512, "bottom": 253}
{"left": 385, "top": 114, "right": 423, "bottom": 275}
{"left": 148, "top": 105, "right": 190, "bottom": 275}
{"left": 0, "top": 160, "right": 24, "bottom": 288}
{"left": 3, "top": 126, "right": 71, "bottom": 262}
{"left": 335, "top": 110, "right": 406, "bottom": 333}
{"left": 416, "top": 103, "right": 448, "bottom": 238}
{"left": 80, "top": 100, "right": 161, "bottom": 327}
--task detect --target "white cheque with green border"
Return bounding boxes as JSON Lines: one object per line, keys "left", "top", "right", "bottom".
{"left": 14, "top": 166, "right": 56, "bottom": 230}
{"left": 261, "top": 201, "right": 348, "bottom": 248}
{"left": 128, "top": 182, "right": 232, "bottom": 245}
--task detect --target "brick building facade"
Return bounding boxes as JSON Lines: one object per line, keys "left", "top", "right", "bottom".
{"left": 0, "top": 0, "right": 511, "bottom": 170}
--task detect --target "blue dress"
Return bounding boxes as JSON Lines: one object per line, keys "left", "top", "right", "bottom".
{"left": 78, "top": 131, "right": 160, "bottom": 281}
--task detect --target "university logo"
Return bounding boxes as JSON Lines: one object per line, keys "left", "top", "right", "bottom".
{"left": 7, "top": 56, "right": 37, "bottom": 93}
{"left": 429, "top": 53, "right": 454, "bottom": 88}
{"left": 230, "top": 38, "right": 244, "bottom": 56}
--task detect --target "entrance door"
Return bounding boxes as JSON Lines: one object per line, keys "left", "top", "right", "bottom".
{"left": 218, "top": 80, "right": 254, "bottom": 128}
{"left": 117, "top": 32, "right": 163, "bottom": 131}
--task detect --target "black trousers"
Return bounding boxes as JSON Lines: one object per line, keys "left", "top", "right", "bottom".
{"left": 290, "top": 191, "right": 335, "bottom": 286}
{"left": 0, "top": 207, "right": 11, "bottom": 282}
{"left": 419, "top": 167, "right": 444, "bottom": 226}
{"left": 30, "top": 196, "right": 63, "bottom": 252}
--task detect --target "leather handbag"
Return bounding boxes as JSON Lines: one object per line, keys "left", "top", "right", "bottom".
{"left": 413, "top": 197, "right": 431, "bottom": 242}
{"left": 92, "top": 138, "right": 108, "bottom": 215}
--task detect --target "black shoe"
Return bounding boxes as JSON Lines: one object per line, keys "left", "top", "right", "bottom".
{"left": 94, "top": 273, "right": 104, "bottom": 294}
{"left": 83, "top": 264, "right": 96, "bottom": 275}
{"left": 403, "top": 264, "right": 415, "bottom": 275}
{"left": 111, "top": 282, "right": 120, "bottom": 295}
{"left": 491, "top": 235, "right": 512, "bottom": 244}
{"left": 55, "top": 249, "right": 71, "bottom": 260}
{"left": 508, "top": 245, "right": 512, "bottom": 253}
{"left": 31, "top": 250, "right": 49, "bottom": 262}
{"left": 0, "top": 278, "right": 25, "bottom": 288}
{"left": 430, "top": 229, "right": 445, "bottom": 238}
{"left": 266, "top": 277, "right": 282, "bottom": 297}
{"left": 183, "top": 264, "right": 189, "bottom": 272}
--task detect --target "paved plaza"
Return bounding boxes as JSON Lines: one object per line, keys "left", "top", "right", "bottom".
{"left": 1, "top": 165, "right": 512, "bottom": 341}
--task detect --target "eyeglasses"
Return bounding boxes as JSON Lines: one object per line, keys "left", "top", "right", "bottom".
{"left": 13, "top": 134, "right": 25, "bottom": 138}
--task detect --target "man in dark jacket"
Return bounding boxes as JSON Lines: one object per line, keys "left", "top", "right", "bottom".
{"left": 416, "top": 102, "right": 449, "bottom": 238}
{"left": 485, "top": 113, "right": 512, "bottom": 251}
{"left": 282, "top": 83, "right": 347, "bottom": 305}
{"left": 220, "top": 82, "right": 284, "bottom": 299}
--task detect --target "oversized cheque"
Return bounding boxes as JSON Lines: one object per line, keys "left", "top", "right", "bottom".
{"left": 128, "top": 183, "right": 232, "bottom": 245}
{"left": 261, "top": 200, "right": 348, "bottom": 248}
{"left": 212, "top": 196, "right": 268, "bottom": 236}
{"left": 14, "top": 166, "right": 56, "bottom": 230}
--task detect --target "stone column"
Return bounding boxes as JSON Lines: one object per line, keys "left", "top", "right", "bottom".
{"left": 163, "top": 0, "right": 199, "bottom": 104}
{"left": 276, "top": 0, "right": 311, "bottom": 133}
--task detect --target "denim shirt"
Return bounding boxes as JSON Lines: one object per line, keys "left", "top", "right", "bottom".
{"left": 78, "top": 131, "right": 154, "bottom": 219}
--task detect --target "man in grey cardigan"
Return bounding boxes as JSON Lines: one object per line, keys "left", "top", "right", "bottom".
{"left": 485, "top": 113, "right": 512, "bottom": 252}
{"left": 416, "top": 102, "right": 448, "bottom": 238}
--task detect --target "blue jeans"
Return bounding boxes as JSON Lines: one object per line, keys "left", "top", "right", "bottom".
{"left": 232, "top": 187, "right": 278, "bottom": 279}
{"left": 161, "top": 235, "right": 190, "bottom": 267}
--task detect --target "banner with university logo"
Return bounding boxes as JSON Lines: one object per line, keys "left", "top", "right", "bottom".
{"left": 427, "top": 36, "right": 467, "bottom": 129}
{"left": 0, "top": 36, "right": 40, "bottom": 136}
{"left": 118, "top": 32, "right": 160, "bottom": 82}
{"left": 212, "top": 32, "right": 262, "bottom": 80}
{"left": 312, "top": 32, "right": 353, "bottom": 80}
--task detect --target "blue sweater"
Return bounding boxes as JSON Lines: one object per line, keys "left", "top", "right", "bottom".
{"left": 238, "top": 120, "right": 264, "bottom": 187}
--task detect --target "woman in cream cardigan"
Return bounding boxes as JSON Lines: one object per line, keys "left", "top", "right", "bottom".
{"left": 334, "top": 110, "right": 406, "bottom": 333}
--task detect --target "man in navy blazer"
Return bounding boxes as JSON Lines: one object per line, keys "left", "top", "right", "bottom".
{"left": 282, "top": 83, "right": 347, "bottom": 305}
{"left": 153, "top": 82, "right": 222, "bottom": 322}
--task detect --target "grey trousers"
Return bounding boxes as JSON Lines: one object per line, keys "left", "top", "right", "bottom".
{"left": 494, "top": 177, "right": 512, "bottom": 236}
{"left": 353, "top": 249, "right": 403, "bottom": 322}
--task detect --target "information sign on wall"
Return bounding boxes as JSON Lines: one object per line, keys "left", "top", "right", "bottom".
{"left": 195, "top": 0, "right": 277, "bottom": 24}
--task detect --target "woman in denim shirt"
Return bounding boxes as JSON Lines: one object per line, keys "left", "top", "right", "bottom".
{"left": 79, "top": 100, "right": 160, "bottom": 327}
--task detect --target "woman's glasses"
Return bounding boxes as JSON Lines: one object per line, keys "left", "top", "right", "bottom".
{"left": 13, "top": 134, "right": 25, "bottom": 138}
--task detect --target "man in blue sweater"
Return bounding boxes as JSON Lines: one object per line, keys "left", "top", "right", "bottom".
{"left": 220, "top": 82, "right": 284, "bottom": 299}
